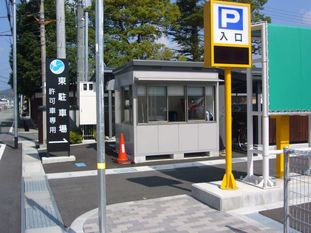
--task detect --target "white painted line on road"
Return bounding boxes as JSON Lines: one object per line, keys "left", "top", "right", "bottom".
{"left": 0, "top": 144, "right": 6, "bottom": 160}
{"left": 47, "top": 170, "right": 97, "bottom": 179}
{"left": 46, "top": 155, "right": 267, "bottom": 180}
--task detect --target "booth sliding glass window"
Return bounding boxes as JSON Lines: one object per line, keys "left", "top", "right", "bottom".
{"left": 148, "top": 86, "right": 167, "bottom": 122}
{"left": 168, "top": 86, "right": 185, "bottom": 122}
{"left": 122, "top": 86, "right": 132, "bottom": 123}
{"left": 187, "top": 87, "right": 205, "bottom": 120}
{"left": 205, "top": 86, "right": 215, "bottom": 121}
{"left": 137, "top": 86, "right": 147, "bottom": 123}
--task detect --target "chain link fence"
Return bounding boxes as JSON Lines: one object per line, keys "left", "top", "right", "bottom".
{"left": 284, "top": 148, "right": 311, "bottom": 233}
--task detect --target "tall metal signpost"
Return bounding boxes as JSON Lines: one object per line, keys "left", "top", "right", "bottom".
{"left": 96, "top": 0, "right": 107, "bottom": 232}
{"left": 204, "top": 0, "right": 251, "bottom": 189}
{"left": 13, "top": 0, "right": 18, "bottom": 149}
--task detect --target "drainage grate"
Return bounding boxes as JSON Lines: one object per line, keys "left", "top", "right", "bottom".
{"left": 24, "top": 179, "right": 48, "bottom": 193}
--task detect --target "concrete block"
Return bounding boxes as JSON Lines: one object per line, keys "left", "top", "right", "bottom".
{"left": 134, "top": 155, "right": 146, "bottom": 163}
{"left": 209, "top": 150, "right": 219, "bottom": 157}
{"left": 42, "top": 155, "right": 76, "bottom": 164}
{"left": 192, "top": 180, "right": 283, "bottom": 211}
{"left": 173, "top": 153, "right": 184, "bottom": 160}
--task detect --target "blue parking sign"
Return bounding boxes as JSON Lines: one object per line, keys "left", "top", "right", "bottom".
{"left": 212, "top": 2, "right": 250, "bottom": 46}
{"left": 218, "top": 7, "right": 243, "bottom": 30}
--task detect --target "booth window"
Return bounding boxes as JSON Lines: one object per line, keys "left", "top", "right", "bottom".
{"left": 206, "top": 86, "right": 215, "bottom": 121}
{"left": 148, "top": 86, "right": 167, "bottom": 122}
{"left": 168, "top": 86, "right": 185, "bottom": 122}
{"left": 122, "top": 86, "right": 132, "bottom": 123}
{"left": 137, "top": 86, "right": 147, "bottom": 123}
{"left": 187, "top": 87, "right": 205, "bottom": 120}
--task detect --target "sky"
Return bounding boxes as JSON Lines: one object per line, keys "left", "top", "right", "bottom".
{"left": 1, "top": 0, "right": 311, "bottom": 91}
{"left": 0, "top": 0, "right": 13, "bottom": 91}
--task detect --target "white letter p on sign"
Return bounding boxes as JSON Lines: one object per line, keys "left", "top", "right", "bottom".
{"left": 221, "top": 9, "right": 240, "bottom": 28}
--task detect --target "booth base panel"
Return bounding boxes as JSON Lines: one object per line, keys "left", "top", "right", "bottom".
{"left": 132, "top": 150, "right": 219, "bottom": 164}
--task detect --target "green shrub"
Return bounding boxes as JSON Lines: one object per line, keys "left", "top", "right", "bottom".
{"left": 92, "top": 129, "right": 96, "bottom": 140}
{"left": 69, "top": 130, "right": 83, "bottom": 144}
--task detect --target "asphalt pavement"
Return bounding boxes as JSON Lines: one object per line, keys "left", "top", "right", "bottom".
{"left": 0, "top": 144, "right": 22, "bottom": 233}
{"left": 42, "top": 142, "right": 245, "bottom": 173}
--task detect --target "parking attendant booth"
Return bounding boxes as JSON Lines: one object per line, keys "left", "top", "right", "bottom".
{"left": 114, "top": 60, "right": 221, "bottom": 163}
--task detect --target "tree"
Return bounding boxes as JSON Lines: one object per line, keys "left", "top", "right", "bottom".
{"left": 172, "top": 0, "right": 271, "bottom": 61}
{"left": 171, "top": 0, "right": 204, "bottom": 61}
{"left": 10, "top": 0, "right": 77, "bottom": 97}
{"left": 102, "top": 0, "right": 180, "bottom": 67}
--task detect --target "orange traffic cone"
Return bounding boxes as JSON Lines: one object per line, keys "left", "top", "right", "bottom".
{"left": 116, "top": 133, "right": 131, "bottom": 165}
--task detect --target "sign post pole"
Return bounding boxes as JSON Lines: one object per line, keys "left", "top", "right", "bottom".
{"left": 204, "top": 0, "right": 251, "bottom": 190}
{"left": 275, "top": 116, "right": 289, "bottom": 178}
{"left": 221, "top": 68, "right": 237, "bottom": 189}
{"left": 95, "top": 0, "right": 107, "bottom": 232}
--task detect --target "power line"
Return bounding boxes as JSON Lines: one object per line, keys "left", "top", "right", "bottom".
{"left": 0, "top": 74, "right": 9, "bottom": 80}
{"left": 0, "top": 76, "right": 9, "bottom": 81}
{"left": 265, "top": 9, "right": 311, "bottom": 21}
{"left": 267, "top": 14, "right": 311, "bottom": 26}
{"left": 265, "top": 6, "right": 310, "bottom": 16}
{"left": 263, "top": 10, "right": 311, "bottom": 26}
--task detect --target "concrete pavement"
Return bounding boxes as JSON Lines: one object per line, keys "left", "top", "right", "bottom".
{"left": 78, "top": 195, "right": 281, "bottom": 233}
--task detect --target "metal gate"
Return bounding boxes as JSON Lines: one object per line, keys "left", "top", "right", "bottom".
{"left": 284, "top": 148, "right": 311, "bottom": 233}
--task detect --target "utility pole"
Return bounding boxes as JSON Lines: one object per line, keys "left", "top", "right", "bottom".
{"left": 13, "top": 0, "right": 18, "bottom": 149}
{"left": 96, "top": 0, "right": 106, "bottom": 232}
{"left": 56, "top": 0, "right": 66, "bottom": 58}
{"left": 40, "top": 0, "right": 47, "bottom": 146}
{"left": 32, "top": 2, "right": 54, "bottom": 146}
{"left": 84, "top": 10, "right": 88, "bottom": 81}
{"left": 77, "top": 1, "right": 84, "bottom": 82}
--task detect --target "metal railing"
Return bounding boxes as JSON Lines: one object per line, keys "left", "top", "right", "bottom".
{"left": 284, "top": 148, "right": 311, "bottom": 233}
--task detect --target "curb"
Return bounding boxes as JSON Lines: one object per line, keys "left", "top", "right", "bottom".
{"left": 68, "top": 209, "right": 98, "bottom": 233}
{"left": 42, "top": 155, "right": 76, "bottom": 164}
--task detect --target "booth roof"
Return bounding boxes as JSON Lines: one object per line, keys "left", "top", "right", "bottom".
{"left": 113, "top": 60, "right": 220, "bottom": 75}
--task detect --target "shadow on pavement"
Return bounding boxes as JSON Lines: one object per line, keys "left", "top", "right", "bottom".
{"left": 226, "top": 225, "right": 248, "bottom": 233}
{"left": 25, "top": 197, "right": 66, "bottom": 230}
{"left": 127, "top": 176, "right": 191, "bottom": 192}
{"left": 158, "top": 165, "right": 247, "bottom": 184}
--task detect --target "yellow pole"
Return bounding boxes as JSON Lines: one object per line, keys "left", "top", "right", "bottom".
{"left": 221, "top": 68, "right": 237, "bottom": 190}
{"left": 275, "top": 115, "right": 290, "bottom": 178}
